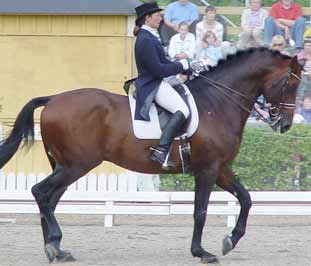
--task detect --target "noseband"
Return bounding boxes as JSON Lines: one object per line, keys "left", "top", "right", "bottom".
{"left": 266, "top": 70, "right": 300, "bottom": 130}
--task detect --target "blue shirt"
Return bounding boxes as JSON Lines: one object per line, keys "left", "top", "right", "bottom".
{"left": 164, "top": 1, "right": 199, "bottom": 25}
{"left": 200, "top": 45, "right": 223, "bottom": 62}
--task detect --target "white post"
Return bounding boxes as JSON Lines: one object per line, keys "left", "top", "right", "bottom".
{"left": 104, "top": 201, "right": 114, "bottom": 227}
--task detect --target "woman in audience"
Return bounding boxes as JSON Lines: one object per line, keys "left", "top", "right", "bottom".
{"left": 168, "top": 22, "right": 196, "bottom": 61}
{"left": 296, "top": 37, "right": 311, "bottom": 103}
{"left": 195, "top": 5, "right": 234, "bottom": 57}
{"left": 237, "top": 0, "right": 268, "bottom": 49}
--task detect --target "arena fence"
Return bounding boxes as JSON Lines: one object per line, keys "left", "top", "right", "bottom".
{"left": 0, "top": 172, "right": 310, "bottom": 227}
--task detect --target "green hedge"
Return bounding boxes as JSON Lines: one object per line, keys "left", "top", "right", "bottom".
{"left": 160, "top": 124, "right": 311, "bottom": 191}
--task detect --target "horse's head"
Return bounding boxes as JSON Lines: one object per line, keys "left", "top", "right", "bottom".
{"left": 261, "top": 54, "right": 302, "bottom": 133}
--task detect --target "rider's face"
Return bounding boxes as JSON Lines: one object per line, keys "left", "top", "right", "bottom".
{"left": 145, "top": 12, "right": 162, "bottom": 29}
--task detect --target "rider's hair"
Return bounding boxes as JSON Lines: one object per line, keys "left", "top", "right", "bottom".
{"left": 133, "top": 17, "right": 146, "bottom": 36}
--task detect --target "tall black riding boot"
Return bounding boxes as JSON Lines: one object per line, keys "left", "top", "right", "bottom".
{"left": 151, "top": 111, "right": 186, "bottom": 169}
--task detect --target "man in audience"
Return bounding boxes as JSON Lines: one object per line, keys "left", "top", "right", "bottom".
{"left": 264, "top": 0, "right": 305, "bottom": 49}
{"left": 164, "top": 0, "right": 200, "bottom": 37}
{"left": 237, "top": 0, "right": 268, "bottom": 49}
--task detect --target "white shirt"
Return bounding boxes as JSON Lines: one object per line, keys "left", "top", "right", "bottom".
{"left": 168, "top": 32, "right": 196, "bottom": 59}
{"left": 141, "top": 24, "right": 161, "bottom": 42}
{"left": 195, "top": 20, "right": 224, "bottom": 42}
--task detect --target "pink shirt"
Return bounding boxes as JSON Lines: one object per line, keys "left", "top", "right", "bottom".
{"left": 248, "top": 10, "right": 261, "bottom": 27}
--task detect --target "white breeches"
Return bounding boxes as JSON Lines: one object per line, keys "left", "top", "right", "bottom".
{"left": 154, "top": 81, "right": 190, "bottom": 119}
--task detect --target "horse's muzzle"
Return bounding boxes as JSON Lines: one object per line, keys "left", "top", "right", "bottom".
{"left": 280, "top": 122, "right": 291, "bottom": 133}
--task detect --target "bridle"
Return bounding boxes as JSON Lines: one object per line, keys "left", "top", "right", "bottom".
{"left": 192, "top": 63, "right": 301, "bottom": 130}
{"left": 264, "top": 69, "right": 300, "bottom": 130}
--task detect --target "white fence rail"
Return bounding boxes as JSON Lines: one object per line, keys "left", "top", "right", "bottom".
{"left": 0, "top": 172, "right": 311, "bottom": 227}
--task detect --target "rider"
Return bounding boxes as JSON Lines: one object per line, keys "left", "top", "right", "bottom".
{"left": 134, "top": 2, "right": 190, "bottom": 168}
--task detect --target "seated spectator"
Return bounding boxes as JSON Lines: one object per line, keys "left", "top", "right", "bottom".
{"left": 164, "top": 0, "right": 200, "bottom": 40}
{"left": 197, "top": 31, "right": 222, "bottom": 67}
{"left": 195, "top": 5, "right": 233, "bottom": 57}
{"left": 298, "top": 92, "right": 311, "bottom": 123}
{"left": 270, "top": 35, "right": 290, "bottom": 55}
{"left": 264, "top": 0, "right": 305, "bottom": 49}
{"left": 196, "top": 6, "right": 224, "bottom": 46}
{"left": 168, "top": 22, "right": 196, "bottom": 61}
{"left": 237, "top": 0, "right": 268, "bottom": 49}
{"left": 296, "top": 37, "right": 311, "bottom": 102}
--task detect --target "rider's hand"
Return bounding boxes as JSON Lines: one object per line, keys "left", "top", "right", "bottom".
{"left": 189, "top": 60, "right": 205, "bottom": 73}
{"left": 179, "top": 59, "right": 189, "bottom": 70}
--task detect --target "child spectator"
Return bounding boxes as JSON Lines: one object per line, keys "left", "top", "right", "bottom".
{"left": 237, "top": 0, "right": 268, "bottom": 49}
{"left": 168, "top": 22, "right": 196, "bottom": 61}
{"left": 270, "top": 35, "right": 290, "bottom": 55}
{"left": 197, "top": 31, "right": 222, "bottom": 67}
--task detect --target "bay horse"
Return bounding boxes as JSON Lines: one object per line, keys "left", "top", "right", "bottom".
{"left": 0, "top": 48, "right": 301, "bottom": 263}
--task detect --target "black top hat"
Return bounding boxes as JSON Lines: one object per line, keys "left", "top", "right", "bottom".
{"left": 135, "top": 2, "right": 163, "bottom": 24}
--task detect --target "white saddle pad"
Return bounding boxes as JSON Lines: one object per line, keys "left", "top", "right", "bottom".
{"left": 129, "top": 84, "right": 199, "bottom": 139}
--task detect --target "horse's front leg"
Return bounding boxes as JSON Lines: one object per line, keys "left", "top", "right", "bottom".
{"left": 216, "top": 173, "right": 252, "bottom": 256}
{"left": 191, "top": 169, "right": 218, "bottom": 264}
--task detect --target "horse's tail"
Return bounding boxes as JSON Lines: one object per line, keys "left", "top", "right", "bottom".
{"left": 0, "top": 96, "right": 51, "bottom": 168}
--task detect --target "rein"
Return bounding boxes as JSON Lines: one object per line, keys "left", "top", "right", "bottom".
{"left": 195, "top": 68, "right": 300, "bottom": 125}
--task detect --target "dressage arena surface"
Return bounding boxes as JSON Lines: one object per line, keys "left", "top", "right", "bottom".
{"left": 0, "top": 214, "right": 310, "bottom": 266}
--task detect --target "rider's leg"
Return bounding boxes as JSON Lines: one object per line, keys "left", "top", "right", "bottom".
{"left": 151, "top": 81, "right": 190, "bottom": 167}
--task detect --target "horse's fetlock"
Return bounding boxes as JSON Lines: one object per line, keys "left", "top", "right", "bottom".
{"left": 191, "top": 246, "right": 204, "bottom": 257}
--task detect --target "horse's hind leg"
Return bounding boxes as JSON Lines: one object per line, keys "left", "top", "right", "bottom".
{"left": 216, "top": 169, "right": 252, "bottom": 256}
{"left": 191, "top": 168, "right": 218, "bottom": 264}
{"left": 31, "top": 166, "right": 76, "bottom": 262}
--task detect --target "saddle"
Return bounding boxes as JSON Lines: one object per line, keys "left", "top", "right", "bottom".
{"left": 124, "top": 79, "right": 199, "bottom": 139}
{"left": 124, "top": 79, "right": 199, "bottom": 173}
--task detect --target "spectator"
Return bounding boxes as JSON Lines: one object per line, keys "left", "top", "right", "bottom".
{"left": 168, "top": 22, "right": 196, "bottom": 61}
{"left": 296, "top": 37, "right": 311, "bottom": 102}
{"left": 270, "top": 35, "right": 290, "bottom": 55}
{"left": 264, "top": 0, "right": 305, "bottom": 49}
{"left": 164, "top": 0, "right": 199, "bottom": 38}
{"left": 237, "top": 0, "right": 268, "bottom": 49}
{"left": 299, "top": 92, "right": 311, "bottom": 123}
{"left": 195, "top": 5, "right": 234, "bottom": 57}
{"left": 197, "top": 31, "right": 222, "bottom": 67}
{"left": 196, "top": 6, "right": 224, "bottom": 46}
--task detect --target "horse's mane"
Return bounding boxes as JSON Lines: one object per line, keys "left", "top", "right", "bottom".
{"left": 202, "top": 47, "right": 292, "bottom": 74}
{"left": 187, "top": 47, "right": 292, "bottom": 114}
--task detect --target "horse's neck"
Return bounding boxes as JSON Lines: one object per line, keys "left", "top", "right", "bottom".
{"left": 190, "top": 69, "right": 260, "bottom": 132}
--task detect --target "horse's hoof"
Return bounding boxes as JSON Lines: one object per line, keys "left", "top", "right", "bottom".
{"left": 44, "top": 243, "right": 59, "bottom": 263}
{"left": 200, "top": 252, "right": 219, "bottom": 264}
{"left": 57, "top": 250, "right": 76, "bottom": 262}
{"left": 222, "top": 235, "right": 233, "bottom": 256}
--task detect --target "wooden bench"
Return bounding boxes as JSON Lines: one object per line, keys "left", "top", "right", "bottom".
{"left": 160, "top": 6, "right": 311, "bottom": 35}
{"left": 209, "top": 6, "right": 311, "bottom": 35}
